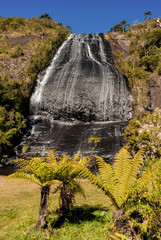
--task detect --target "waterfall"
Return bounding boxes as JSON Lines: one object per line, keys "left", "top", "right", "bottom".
{"left": 19, "top": 33, "right": 133, "bottom": 162}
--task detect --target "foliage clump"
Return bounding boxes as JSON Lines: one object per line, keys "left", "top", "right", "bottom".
{"left": 10, "top": 44, "right": 24, "bottom": 58}
{"left": 114, "top": 19, "right": 161, "bottom": 236}
{"left": 79, "top": 148, "right": 143, "bottom": 210}
{"left": 122, "top": 159, "right": 161, "bottom": 239}
{"left": 124, "top": 108, "right": 161, "bottom": 163}
{"left": 116, "top": 51, "right": 150, "bottom": 116}
{"left": 109, "top": 20, "right": 129, "bottom": 34}
{"left": 0, "top": 75, "right": 26, "bottom": 157}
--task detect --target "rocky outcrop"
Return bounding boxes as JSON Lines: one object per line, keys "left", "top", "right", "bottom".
{"left": 149, "top": 73, "right": 161, "bottom": 108}
{"left": 30, "top": 34, "right": 132, "bottom": 122}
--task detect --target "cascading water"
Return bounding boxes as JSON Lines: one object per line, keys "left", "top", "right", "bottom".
{"left": 19, "top": 33, "right": 132, "bottom": 162}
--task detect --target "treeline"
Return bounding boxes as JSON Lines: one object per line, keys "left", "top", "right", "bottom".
{"left": 0, "top": 15, "right": 70, "bottom": 158}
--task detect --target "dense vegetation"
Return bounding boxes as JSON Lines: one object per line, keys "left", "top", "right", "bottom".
{"left": 0, "top": 16, "right": 70, "bottom": 158}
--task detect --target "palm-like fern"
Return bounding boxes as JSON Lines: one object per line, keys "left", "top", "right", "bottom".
{"left": 79, "top": 148, "right": 143, "bottom": 210}
{"left": 113, "top": 148, "right": 143, "bottom": 207}
{"left": 4, "top": 150, "right": 87, "bottom": 227}
{"left": 52, "top": 153, "right": 86, "bottom": 214}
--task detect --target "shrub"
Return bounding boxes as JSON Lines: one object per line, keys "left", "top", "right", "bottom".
{"left": 124, "top": 108, "right": 161, "bottom": 162}
{"left": 124, "top": 159, "right": 161, "bottom": 239}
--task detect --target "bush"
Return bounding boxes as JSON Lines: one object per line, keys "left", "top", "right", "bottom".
{"left": 124, "top": 108, "right": 161, "bottom": 162}
{"left": 124, "top": 159, "right": 161, "bottom": 239}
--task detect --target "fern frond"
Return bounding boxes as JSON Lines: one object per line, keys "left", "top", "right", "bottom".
{"left": 78, "top": 163, "right": 119, "bottom": 209}
{"left": 113, "top": 148, "right": 143, "bottom": 207}
{"left": 72, "top": 153, "right": 82, "bottom": 161}
{"left": 122, "top": 149, "right": 143, "bottom": 202}
{"left": 78, "top": 156, "right": 92, "bottom": 168}
{"left": 114, "top": 148, "right": 132, "bottom": 181}
{"left": 127, "top": 149, "right": 143, "bottom": 181}
{"left": 45, "top": 148, "right": 58, "bottom": 166}
{"left": 137, "top": 158, "right": 161, "bottom": 189}
{"left": 42, "top": 179, "right": 59, "bottom": 187}
{"left": 114, "top": 232, "right": 130, "bottom": 240}
{"left": 65, "top": 179, "right": 85, "bottom": 198}
{"left": 95, "top": 156, "right": 115, "bottom": 190}
{"left": 4, "top": 172, "right": 42, "bottom": 186}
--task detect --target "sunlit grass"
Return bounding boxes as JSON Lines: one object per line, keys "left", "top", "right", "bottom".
{"left": 0, "top": 176, "right": 113, "bottom": 240}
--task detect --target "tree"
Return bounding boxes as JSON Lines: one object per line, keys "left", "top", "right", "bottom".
{"left": 4, "top": 153, "right": 60, "bottom": 228}
{"left": 52, "top": 153, "right": 87, "bottom": 215}
{"left": 4, "top": 150, "right": 88, "bottom": 228}
{"left": 109, "top": 23, "right": 122, "bottom": 33}
{"left": 109, "top": 20, "right": 129, "bottom": 34}
{"left": 120, "top": 20, "right": 130, "bottom": 34}
{"left": 144, "top": 11, "right": 152, "bottom": 20}
{"left": 39, "top": 13, "right": 51, "bottom": 20}
{"left": 66, "top": 25, "right": 72, "bottom": 32}
{"left": 79, "top": 148, "right": 143, "bottom": 210}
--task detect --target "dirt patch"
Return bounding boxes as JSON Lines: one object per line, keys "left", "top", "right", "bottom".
{"left": 6, "top": 34, "right": 47, "bottom": 47}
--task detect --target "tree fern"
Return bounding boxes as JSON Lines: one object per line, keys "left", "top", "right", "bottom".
{"left": 114, "top": 148, "right": 132, "bottom": 182}
{"left": 95, "top": 156, "right": 115, "bottom": 190}
{"left": 4, "top": 150, "right": 88, "bottom": 227}
{"left": 113, "top": 148, "right": 143, "bottom": 207}
{"left": 78, "top": 158, "right": 120, "bottom": 210}
{"left": 78, "top": 148, "right": 143, "bottom": 210}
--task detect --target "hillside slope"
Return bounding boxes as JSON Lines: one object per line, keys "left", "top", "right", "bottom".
{"left": 105, "top": 18, "right": 161, "bottom": 163}
{"left": 105, "top": 18, "right": 161, "bottom": 115}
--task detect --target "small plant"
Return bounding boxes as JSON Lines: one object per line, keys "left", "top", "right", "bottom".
{"left": 21, "top": 145, "right": 29, "bottom": 154}
{"left": 88, "top": 135, "right": 100, "bottom": 151}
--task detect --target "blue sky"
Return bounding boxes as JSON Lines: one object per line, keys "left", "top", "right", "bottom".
{"left": 1, "top": 0, "right": 161, "bottom": 33}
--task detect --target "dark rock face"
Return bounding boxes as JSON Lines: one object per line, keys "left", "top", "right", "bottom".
{"left": 149, "top": 74, "right": 161, "bottom": 108}
{"left": 19, "top": 33, "right": 133, "bottom": 161}
{"left": 30, "top": 34, "right": 132, "bottom": 122}
{"left": 21, "top": 117, "right": 128, "bottom": 162}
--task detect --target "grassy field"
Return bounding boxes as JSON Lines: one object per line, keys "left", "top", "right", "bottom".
{"left": 0, "top": 176, "right": 113, "bottom": 240}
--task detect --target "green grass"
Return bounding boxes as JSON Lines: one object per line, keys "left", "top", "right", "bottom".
{"left": 0, "top": 177, "right": 113, "bottom": 240}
